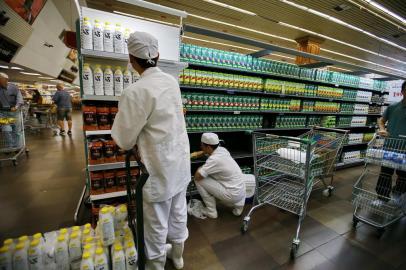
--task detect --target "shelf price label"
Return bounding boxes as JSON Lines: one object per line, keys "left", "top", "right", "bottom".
{"left": 233, "top": 111, "right": 241, "bottom": 115}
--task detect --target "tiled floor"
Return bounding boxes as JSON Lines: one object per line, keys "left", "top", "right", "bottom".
{"left": 1, "top": 112, "right": 405, "bottom": 269}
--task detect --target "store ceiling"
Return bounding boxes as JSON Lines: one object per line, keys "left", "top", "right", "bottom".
{"left": 0, "top": 61, "right": 56, "bottom": 83}
{"left": 86, "top": 0, "right": 406, "bottom": 79}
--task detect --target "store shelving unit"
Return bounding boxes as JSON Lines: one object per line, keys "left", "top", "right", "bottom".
{"left": 90, "top": 190, "right": 127, "bottom": 201}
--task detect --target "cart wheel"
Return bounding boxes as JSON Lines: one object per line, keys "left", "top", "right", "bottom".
{"left": 377, "top": 228, "right": 385, "bottom": 238}
{"left": 352, "top": 217, "right": 359, "bottom": 229}
{"left": 322, "top": 186, "right": 334, "bottom": 197}
{"left": 241, "top": 220, "right": 249, "bottom": 234}
{"left": 290, "top": 243, "right": 299, "bottom": 259}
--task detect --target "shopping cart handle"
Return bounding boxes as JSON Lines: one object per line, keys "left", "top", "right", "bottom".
{"left": 125, "top": 149, "right": 149, "bottom": 189}
{"left": 312, "top": 126, "right": 349, "bottom": 134}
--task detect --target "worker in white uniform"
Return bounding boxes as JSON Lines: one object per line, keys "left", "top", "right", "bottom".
{"left": 111, "top": 32, "right": 190, "bottom": 270}
{"left": 193, "top": 133, "right": 246, "bottom": 218}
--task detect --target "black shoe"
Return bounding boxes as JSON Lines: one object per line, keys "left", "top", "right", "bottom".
{"left": 60, "top": 130, "right": 66, "bottom": 136}
{"left": 67, "top": 130, "right": 72, "bottom": 136}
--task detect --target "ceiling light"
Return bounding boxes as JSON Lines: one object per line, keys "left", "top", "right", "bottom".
{"left": 329, "top": 66, "right": 352, "bottom": 72}
{"left": 0, "top": 65, "right": 9, "bottom": 69}
{"left": 362, "top": 0, "right": 406, "bottom": 25}
{"left": 203, "top": 0, "right": 256, "bottom": 16}
{"left": 182, "top": 35, "right": 257, "bottom": 51}
{"left": 20, "top": 72, "right": 41, "bottom": 76}
{"left": 10, "top": 66, "right": 23, "bottom": 70}
{"left": 113, "top": 11, "right": 179, "bottom": 27}
{"left": 38, "top": 76, "right": 54, "bottom": 79}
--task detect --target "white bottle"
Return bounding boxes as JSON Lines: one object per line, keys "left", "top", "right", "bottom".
{"left": 114, "top": 23, "right": 124, "bottom": 54}
{"left": 93, "top": 20, "right": 104, "bottom": 51}
{"left": 80, "top": 252, "right": 94, "bottom": 270}
{"left": 99, "top": 206, "right": 115, "bottom": 246}
{"left": 81, "top": 229, "right": 92, "bottom": 248}
{"left": 125, "top": 241, "right": 138, "bottom": 270}
{"left": 104, "top": 66, "right": 114, "bottom": 96}
{"left": 13, "top": 243, "right": 29, "bottom": 270}
{"left": 93, "top": 65, "right": 104, "bottom": 96}
{"left": 114, "top": 66, "right": 123, "bottom": 96}
{"left": 3, "top": 239, "right": 15, "bottom": 254}
{"left": 123, "top": 28, "right": 131, "bottom": 55}
{"left": 0, "top": 245, "right": 12, "bottom": 270}
{"left": 132, "top": 71, "right": 140, "bottom": 84}
{"left": 81, "top": 17, "right": 93, "bottom": 50}
{"left": 18, "top": 236, "right": 30, "bottom": 250}
{"left": 112, "top": 243, "right": 125, "bottom": 270}
{"left": 83, "top": 64, "right": 94, "bottom": 95}
{"left": 104, "top": 22, "right": 114, "bottom": 53}
{"left": 28, "top": 239, "right": 43, "bottom": 270}
{"left": 123, "top": 68, "right": 132, "bottom": 91}
{"left": 55, "top": 235, "right": 69, "bottom": 270}
{"left": 94, "top": 248, "right": 108, "bottom": 270}
{"left": 68, "top": 232, "right": 82, "bottom": 263}
{"left": 82, "top": 244, "right": 95, "bottom": 260}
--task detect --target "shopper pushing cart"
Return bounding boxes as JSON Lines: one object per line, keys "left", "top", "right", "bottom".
{"left": 241, "top": 127, "right": 347, "bottom": 257}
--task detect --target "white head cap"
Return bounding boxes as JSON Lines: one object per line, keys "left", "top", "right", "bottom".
{"left": 127, "top": 31, "right": 159, "bottom": 65}
{"left": 201, "top": 133, "right": 220, "bottom": 145}
{"left": 0, "top": 72, "right": 9, "bottom": 79}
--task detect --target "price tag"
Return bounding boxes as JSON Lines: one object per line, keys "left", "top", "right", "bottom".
{"left": 233, "top": 111, "right": 241, "bottom": 115}
{"left": 279, "top": 113, "right": 285, "bottom": 116}
{"left": 328, "top": 99, "right": 333, "bottom": 102}
{"left": 227, "top": 90, "right": 235, "bottom": 94}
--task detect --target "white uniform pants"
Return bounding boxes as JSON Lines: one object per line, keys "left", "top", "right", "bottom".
{"left": 143, "top": 187, "right": 189, "bottom": 260}
{"left": 195, "top": 177, "right": 245, "bottom": 207}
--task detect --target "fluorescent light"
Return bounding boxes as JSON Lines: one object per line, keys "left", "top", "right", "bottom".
{"left": 38, "top": 76, "right": 54, "bottom": 80}
{"left": 362, "top": 0, "right": 406, "bottom": 25}
{"left": 113, "top": 11, "right": 179, "bottom": 27}
{"left": 20, "top": 72, "right": 41, "bottom": 76}
{"left": 10, "top": 66, "right": 24, "bottom": 70}
{"left": 329, "top": 66, "right": 352, "bottom": 72}
{"left": 203, "top": 0, "right": 256, "bottom": 16}
{"left": 117, "top": 0, "right": 187, "bottom": 18}
{"left": 0, "top": 65, "right": 9, "bottom": 69}
{"left": 182, "top": 35, "right": 257, "bottom": 51}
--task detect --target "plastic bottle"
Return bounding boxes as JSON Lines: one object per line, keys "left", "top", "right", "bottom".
{"left": 0, "top": 245, "right": 12, "bottom": 270}
{"left": 114, "top": 204, "right": 127, "bottom": 232}
{"left": 55, "top": 235, "right": 69, "bottom": 270}
{"left": 3, "top": 239, "right": 15, "bottom": 254}
{"left": 83, "top": 64, "right": 94, "bottom": 95}
{"left": 104, "top": 66, "right": 114, "bottom": 96}
{"left": 81, "top": 17, "right": 93, "bottom": 50}
{"left": 99, "top": 206, "right": 115, "bottom": 246}
{"left": 104, "top": 22, "right": 114, "bottom": 52}
{"left": 125, "top": 241, "right": 137, "bottom": 270}
{"left": 81, "top": 229, "right": 91, "bottom": 248}
{"left": 123, "top": 68, "right": 132, "bottom": 90}
{"left": 112, "top": 243, "right": 125, "bottom": 270}
{"left": 114, "top": 23, "right": 124, "bottom": 54}
{"left": 132, "top": 71, "right": 140, "bottom": 84}
{"left": 123, "top": 28, "right": 131, "bottom": 55}
{"left": 93, "top": 65, "right": 104, "bottom": 96}
{"left": 114, "top": 66, "right": 123, "bottom": 96}
{"left": 83, "top": 244, "right": 95, "bottom": 259}
{"left": 28, "top": 239, "right": 43, "bottom": 270}
{"left": 80, "top": 252, "right": 94, "bottom": 270}
{"left": 93, "top": 19, "right": 104, "bottom": 51}
{"left": 68, "top": 232, "right": 82, "bottom": 263}
{"left": 13, "top": 243, "right": 29, "bottom": 270}
{"left": 94, "top": 248, "right": 108, "bottom": 270}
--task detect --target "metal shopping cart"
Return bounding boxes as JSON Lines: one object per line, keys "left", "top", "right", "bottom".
{"left": 352, "top": 134, "right": 406, "bottom": 237}
{"left": 0, "top": 109, "right": 29, "bottom": 166}
{"left": 241, "top": 127, "right": 348, "bottom": 257}
{"left": 25, "top": 104, "right": 59, "bottom": 134}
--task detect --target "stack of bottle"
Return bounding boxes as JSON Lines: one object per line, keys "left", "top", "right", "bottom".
{"left": 307, "top": 116, "right": 322, "bottom": 127}
{"left": 340, "top": 103, "right": 354, "bottom": 114}
{"left": 347, "top": 133, "right": 364, "bottom": 145}
{"left": 321, "top": 116, "right": 336, "bottom": 128}
{"left": 182, "top": 92, "right": 260, "bottom": 111}
{"left": 317, "top": 86, "right": 343, "bottom": 99}
{"left": 284, "top": 82, "right": 315, "bottom": 96}
{"left": 342, "top": 89, "right": 357, "bottom": 101}
{"left": 355, "top": 91, "right": 372, "bottom": 102}
{"left": 185, "top": 115, "right": 263, "bottom": 131}
{"left": 274, "top": 116, "right": 307, "bottom": 128}
{"left": 353, "top": 104, "right": 369, "bottom": 114}
{"left": 302, "top": 101, "right": 315, "bottom": 112}
{"left": 314, "top": 102, "right": 340, "bottom": 112}
{"left": 337, "top": 116, "right": 352, "bottom": 127}
{"left": 260, "top": 98, "right": 301, "bottom": 112}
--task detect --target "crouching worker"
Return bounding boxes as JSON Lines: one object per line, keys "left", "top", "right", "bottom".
{"left": 193, "top": 133, "right": 246, "bottom": 218}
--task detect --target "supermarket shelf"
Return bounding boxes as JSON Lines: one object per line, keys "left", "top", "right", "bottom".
{"left": 335, "top": 159, "right": 365, "bottom": 169}
{"left": 186, "top": 109, "right": 381, "bottom": 116}
{"left": 82, "top": 95, "right": 120, "bottom": 101}
{"left": 88, "top": 161, "right": 138, "bottom": 172}
{"left": 187, "top": 62, "right": 385, "bottom": 93}
{"left": 85, "top": 130, "right": 111, "bottom": 136}
{"left": 181, "top": 85, "right": 263, "bottom": 95}
{"left": 90, "top": 191, "right": 127, "bottom": 201}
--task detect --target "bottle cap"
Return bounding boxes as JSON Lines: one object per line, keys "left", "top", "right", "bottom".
{"left": 84, "top": 223, "right": 92, "bottom": 229}
{"left": 0, "top": 246, "right": 9, "bottom": 253}
{"left": 83, "top": 17, "right": 89, "bottom": 21}
{"left": 59, "top": 228, "right": 68, "bottom": 235}
{"left": 3, "top": 239, "right": 13, "bottom": 246}
{"left": 18, "top": 236, "right": 28, "bottom": 242}
{"left": 70, "top": 232, "right": 79, "bottom": 239}
{"left": 114, "top": 243, "right": 123, "bottom": 251}
{"left": 85, "top": 237, "right": 94, "bottom": 244}
{"left": 105, "top": 22, "right": 110, "bottom": 25}
{"left": 30, "top": 239, "right": 40, "bottom": 247}
{"left": 82, "top": 228, "right": 91, "bottom": 236}
{"left": 106, "top": 65, "right": 112, "bottom": 69}
{"left": 33, "top": 233, "right": 42, "bottom": 239}
{"left": 101, "top": 207, "right": 109, "bottom": 214}
{"left": 95, "top": 247, "right": 104, "bottom": 255}
{"left": 83, "top": 244, "right": 92, "bottom": 251}
{"left": 57, "top": 235, "right": 65, "bottom": 242}
{"left": 94, "top": 19, "right": 100, "bottom": 23}
{"left": 72, "top": 226, "right": 81, "bottom": 232}
{"left": 119, "top": 204, "right": 127, "bottom": 213}
{"left": 116, "top": 23, "right": 121, "bottom": 27}
{"left": 116, "top": 66, "right": 122, "bottom": 70}
{"left": 82, "top": 251, "right": 91, "bottom": 259}
{"left": 15, "top": 243, "right": 25, "bottom": 250}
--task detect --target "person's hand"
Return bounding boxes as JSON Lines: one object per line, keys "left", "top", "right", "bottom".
{"left": 378, "top": 129, "right": 389, "bottom": 137}
{"left": 10, "top": 107, "right": 16, "bottom": 112}
{"left": 190, "top": 151, "right": 204, "bottom": 159}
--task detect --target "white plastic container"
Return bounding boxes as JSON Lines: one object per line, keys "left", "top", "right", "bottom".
{"left": 82, "top": 64, "right": 94, "bottom": 95}
{"left": 99, "top": 206, "right": 115, "bottom": 246}
{"left": 94, "top": 65, "right": 104, "bottom": 96}
{"left": 13, "top": 243, "right": 29, "bottom": 270}
{"left": 55, "top": 235, "right": 69, "bottom": 270}
{"left": 0, "top": 245, "right": 12, "bottom": 270}
{"left": 132, "top": 71, "right": 140, "bottom": 84}
{"left": 125, "top": 241, "right": 138, "bottom": 270}
{"left": 114, "top": 66, "right": 123, "bottom": 96}
{"left": 81, "top": 17, "right": 93, "bottom": 50}
{"left": 93, "top": 19, "right": 104, "bottom": 51}
{"left": 104, "top": 22, "right": 114, "bottom": 53}
{"left": 123, "top": 28, "right": 131, "bottom": 55}
{"left": 82, "top": 244, "right": 95, "bottom": 260}
{"left": 104, "top": 66, "right": 114, "bottom": 96}
{"left": 68, "top": 232, "right": 82, "bottom": 263}
{"left": 28, "top": 239, "right": 43, "bottom": 270}
{"left": 94, "top": 248, "right": 108, "bottom": 270}
{"left": 81, "top": 229, "right": 92, "bottom": 248}
{"left": 114, "top": 23, "right": 124, "bottom": 54}
{"left": 112, "top": 243, "right": 126, "bottom": 270}
{"left": 123, "top": 68, "right": 132, "bottom": 91}
{"left": 3, "top": 239, "right": 15, "bottom": 254}
{"left": 80, "top": 252, "right": 94, "bottom": 270}
{"left": 18, "top": 236, "right": 29, "bottom": 250}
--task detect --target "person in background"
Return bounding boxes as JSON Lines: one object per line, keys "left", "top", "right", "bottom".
{"left": 52, "top": 82, "right": 72, "bottom": 136}
{"left": 375, "top": 81, "right": 406, "bottom": 205}
{"left": 0, "top": 72, "right": 24, "bottom": 110}
{"left": 111, "top": 32, "right": 190, "bottom": 270}
{"left": 193, "top": 133, "right": 246, "bottom": 218}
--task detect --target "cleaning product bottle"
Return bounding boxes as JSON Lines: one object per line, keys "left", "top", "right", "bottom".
{"left": 112, "top": 243, "right": 125, "bottom": 270}
{"left": 68, "top": 232, "right": 82, "bottom": 263}
{"left": 114, "top": 204, "right": 127, "bottom": 232}
{"left": 13, "top": 243, "right": 29, "bottom": 270}
{"left": 81, "top": 17, "right": 93, "bottom": 50}
{"left": 81, "top": 229, "right": 91, "bottom": 248}
{"left": 82, "top": 244, "right": 95, "bottom": 259}
{"left": 104, "top": 66, "right": 114, "bottom": 96}
{"left": 93, "top": 65, "right": 104, "bottom": 96}
{"left": 125, "top": 241, "right": 137, "bottom": 270}
{"left": 71, "top": 226, "right": 82, "bottom": 239}
{"left": 0, "top": 245, "right": 12, "bottom": 270}
{"left": 103, "top": 22, "right": 114, "bottom": 52}
{"left": 94, "top": 248, "right": 108, "bottom": 270}
{"left": 123, "top": 28, "right": 131, "bottom": 55}
{"left": 93, "top": 19, "right": 104, "bottom": 51}
{"left": 3, "top": 239, "right": 15, "bottom": 254}
{"left": 132, "top": 71, "right": 140, "bottom": 83}
{"left": 28, "top": 239, "right": 43, "bottom": 270}
{"left": 55, "top": 235, "right": 69, "bottom": 270}
{"left": 123, "top": 68, "right": 132, "bottom": 90}
{"left": 114, "top": 23, "right": 124, "bottom": 54}
{"left": 80, "top": 252, "right": 94, "bottom": 270}
{"left": 83, "top": 64, "right": 94, "bottom": 95}
{"left": 99, "top": 206, "right": 115, "bottom": 246}
{"left": 114, "top": 66, "right": 123, "bottom": 96}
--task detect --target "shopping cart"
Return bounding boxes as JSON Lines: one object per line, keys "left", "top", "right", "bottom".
{"left": 241, "top": 127, "right": 348, "bottom": 257}
{"left": 0, "top": 109, "right": 29, "bottom": 166}
{"left": 352, "top": 134, "right": 406, "bottom": 236}
{"left": 25, "top": 104, "right": 58, "bottom": 134}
